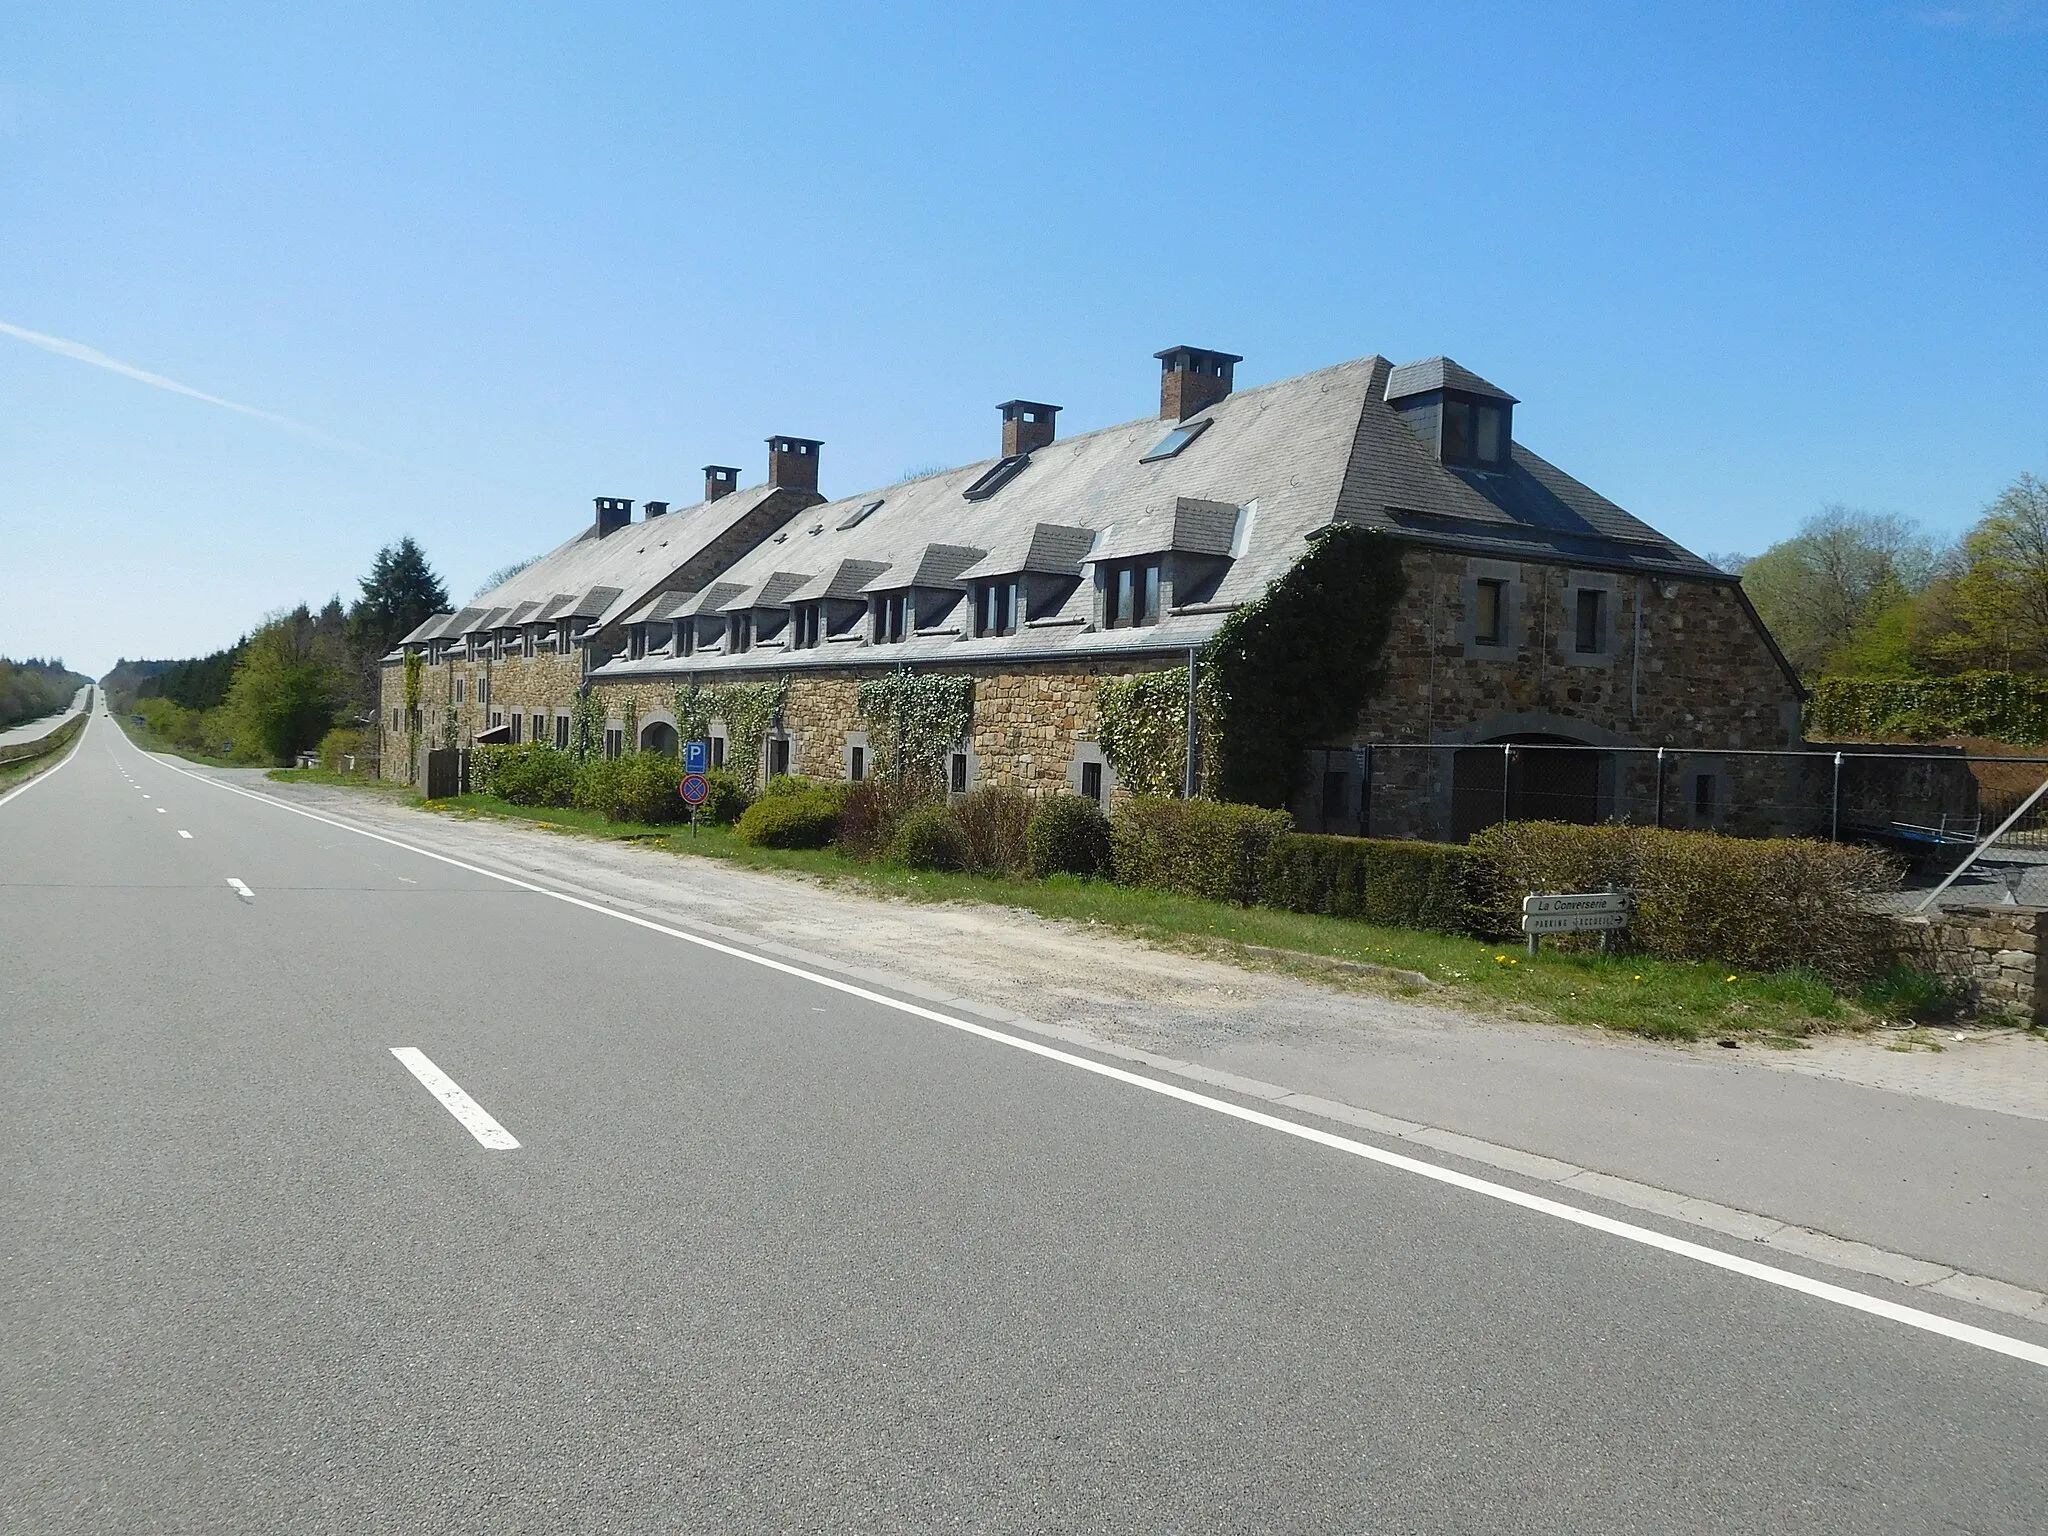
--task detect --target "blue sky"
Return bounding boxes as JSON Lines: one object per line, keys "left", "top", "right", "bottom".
{"left": 4, "top": 2, "right": 2044, "bottom": 675}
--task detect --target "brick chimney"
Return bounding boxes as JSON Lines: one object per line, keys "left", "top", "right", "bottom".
{"left": 1154, "top": 345, "right": 1243, "bottom": 420}
{"left": 643, "top": 500, "right": 670, "bottom": 519}
{"left": 702, "top": 465, "right": 740, "bottom": 503}
{"left": 999, "top": 400, "right": 1060, "bottom": 457}
{"left": 766, "top": 436, "right": 822, "bottom": 493}
{"left": 593, "top": 497, "right": 633, "bottom": 537}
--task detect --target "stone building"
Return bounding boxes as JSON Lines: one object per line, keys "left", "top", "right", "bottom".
{"left": 383, "top": 346, "right": 1806, "bottom": 841}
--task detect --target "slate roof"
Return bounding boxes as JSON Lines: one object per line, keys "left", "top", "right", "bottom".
{"left": 1384, "top": 356, "right": 1518, "bottom": 404}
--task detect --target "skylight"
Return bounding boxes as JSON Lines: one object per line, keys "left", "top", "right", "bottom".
{"left": 838, "top": 499, "right": 884, "bottom": 531}
{"left": 1140, "top": 417, "right": 1211, "bottom": 462}
{"left": 962, "top": 453, "right": 1030, "bottom": 502}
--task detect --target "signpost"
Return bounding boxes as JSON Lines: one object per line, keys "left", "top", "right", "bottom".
{"left": 1521, "top": 891, "right": 1630, "bottom": 956}
{"left": 680, "top": 770, "right": 708, "bottom": 837}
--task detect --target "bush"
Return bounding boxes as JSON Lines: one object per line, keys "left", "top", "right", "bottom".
{"left": 573, "top": 751, "right": 686, "bottom": 823}
{"left": 701, "top": 768, "right": 753, "bottom": 825}
{"left": 836, "top": 779, "right": 912, "bottom": 860}
{"left": 949, "top": 786, "right": 1031, "bottom": 876}
{"left": 317, "top": 726, "right": 372, "bottom": 774}
{"left": 1466, "top": 821, "right": 1901, "bottom": 984}
{"left": 889, "top": 803, "right": 966, "bottom": 871}
{"left": 1259, "top": 833, "right": 1471, "bottom": 933}
{"left": 1110, "top": 796, "right": 1295, "bottom": 905}
{"left": 760, "top": 774, "right": 817, "bottom": 799}
{"left": 734, "top": 787, "right": 843, "bottom": 848}
{"left": 1807, "top": 672, "right": 2048, "bottom": 746}
{"left": 488, "top": 744, "right": 578, "bottom": 806}
{"left": 1025, "top": 794, "right": 1113, "bottom": 879}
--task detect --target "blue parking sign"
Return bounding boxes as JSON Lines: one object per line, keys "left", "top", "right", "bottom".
{"left": 683, "top": 739, "right": 709, "bottom": 773}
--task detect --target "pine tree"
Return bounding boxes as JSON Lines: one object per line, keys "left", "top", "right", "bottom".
{"left": 347, "top": 536, "right": 449, "bottom": 657}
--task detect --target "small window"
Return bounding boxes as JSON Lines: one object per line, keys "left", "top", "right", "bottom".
{"left": 1081, "top": 761, "right": 1103, "bottom": 804}
{"left": 490, "top": 710, "right": 502, "bottom": 729}
{"left": 531, "top": 713, "right": 547, "bottom": 745}
{"left": 1474, "top": 579, "right": 1506, "bottom": 646}
{"left": 975, "top": 580, "right": 1017, "bottom": 638}
{"left": 391, "top": 709, "right": 400, "bottom": 732}
{"left": 509, "top": 713, "right": 523, "bottom": 745}
{"left": 604, "top": 727, "right": 623, "bottom": 759}
{"left": 711, "top": 736, "right": 726, "bottom": 769}
{"left": 679, "top": 622, "right": 695, "bottom": 657}
{"left": 1104, "top": 559, "right": 1162, "bottom": 628}
{"left": 1476, "top": 403, "right": 1504, "bottom": 464}
{"left": 1694, "top": 773, "right": 1717, "bottom": 820}
{"left": 850, "top": 745, "right": 866, "bottom": 782}
{"left": 949, "top": 752, "right": 968, "bottom": 794}
{"left": 728, "top": 613, "right": 752, "bottom": 654}
{"left": 1442, "top": 398, "right": 1474, "bottom": 461}
{"left": 522, "top": 628, "right": 535, "bottom": 660}
{"left": 480, "top": 676, "right": 490, "bottom": 706}
{"left": 791, "top": 604, "right": 821, "bottom": 650}
{"left": 1575, "top": 589, "right": 1605, "bottom": 654}
{"left": 872, "top": 592, "right": 908, "bottom": 645}
{"left": 555, "top": 714, "right": 569, "bottom": 750}
{"left": 962, "top": 454, "right": 1030, "bottom": 502}
{"left": 770, "top": 738, "right": 791, "bottom": 777}
{"left": 838, "top": 498, "right": 884, "bottom": 531}
{"left": 453, "top": 677, "right": 465, "bottom": 704}
{"left": 1139, "top": 417, "right": 1212, "bottom": 463}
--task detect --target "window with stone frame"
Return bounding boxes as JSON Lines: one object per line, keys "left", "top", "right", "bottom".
{"left": 1474, "top": 579, "right": 1506, "bottom": 646}
{"left": 1574, "top": 588, "right": 1606, "bottom": 654}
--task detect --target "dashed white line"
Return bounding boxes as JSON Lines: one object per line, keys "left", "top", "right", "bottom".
{"left": 145, "top": 746, "right": 2048, "bottom": 1371}
{"left": 178, "top": 830, "right": 192, "bottom": 839}
{"left": 225, "top": 877, "right": 254, "bottom": 902}
{"left": 389, "top": 1048, "right": 519, "bottom": 1149}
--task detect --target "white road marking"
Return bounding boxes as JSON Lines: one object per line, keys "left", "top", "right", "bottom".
{"left": 389, "top": 1047, "right": 519, "bottom": 1149}
{"left": 225, "top": 877, "right": 254, "bottom": 902}
{"left": 148, "top": 751, "right": 2048, "bottom": 1372}
{"left": 178, "top": 830, "right": 192, "bottom": 839}
{"left": 156, "top": 807, "right": 165, "bottom": 813}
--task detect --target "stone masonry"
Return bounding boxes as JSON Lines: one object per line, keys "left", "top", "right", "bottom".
{"left": 1895, "top": 903, "right": 2048, "bottom": 1026}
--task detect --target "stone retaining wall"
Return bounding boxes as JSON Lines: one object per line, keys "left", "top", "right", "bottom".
{"left": 1893, "top": 903, "right": 2048, "bottom": 1025}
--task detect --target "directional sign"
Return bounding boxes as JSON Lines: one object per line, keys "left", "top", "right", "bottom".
{"left": 1523, "top": 892, "right": 1629, "bottom": 917}
{"left": 679, "top": 773, "right": 710, "bottom": 807}
{"left": 683, "top": 740, "right": 709, "bottom": 774}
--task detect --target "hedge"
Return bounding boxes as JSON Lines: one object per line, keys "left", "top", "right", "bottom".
{"left": 1110, "top": 796, "right": 1294, "bottom": 905}
{"left": 734, "top": 787, "right": 843, "bottom": 849}
{"left": 1467, "top": 821, "right": 1900, "bottom": 984}
{"left": 1026, "top": 794, "right": 1113, "bottom": 879}
{"left": 1806, "top": 672, "right": 2048, "bottom": 746}
{"left": 1258, "top": 833, "right": 1471, "bottom": 934}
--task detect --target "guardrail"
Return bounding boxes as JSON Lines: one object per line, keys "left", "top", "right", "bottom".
{"left": 0, "top": 710, "right": 87, "bottom": 768}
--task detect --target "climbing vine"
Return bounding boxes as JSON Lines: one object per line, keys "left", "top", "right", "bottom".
{"left": 621, "top": 696, "right": 640, "bottom": 754}
{"left": 1202, "top": 524, "right": 1407, "bottom": 809}
{"left": 673, "top": 679, "right": 788, "bottom": 785}
{"left": 570, "top": 689, "right": 606, "bottom": 761}
{"left": 402, "top": 651, "right": 424, "bottom": 778}
{"left": 857, "top": 671, "right": 974, "bottom": 795}
{"left": 1098, "top": 667, "right": 1218, "bottom": 797}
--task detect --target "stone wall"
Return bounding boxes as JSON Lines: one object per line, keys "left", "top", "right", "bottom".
{"left": 378, "top": 651, "right": 584, "bottom": 782}
{"left": 1894, "top": 903, "right": 2048, "bottom": 1025}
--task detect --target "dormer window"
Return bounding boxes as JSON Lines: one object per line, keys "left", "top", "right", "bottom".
{"left": 974, "top": 580, "right": 1018, "bottom": 638}
{"left": 1442, "top": 395, "right": 1509, "bottom": 468}
{"left": 728, "top": 613, "right": 753, "bottom": 655}
{"left": 1103, "top": 559, "right": 1161, "bottom": 628}
{"left": 791, "top": 603, "right": 822, "bottom": 650}
{"left": 872, "top": 592, "right": 909, "bottom": 644}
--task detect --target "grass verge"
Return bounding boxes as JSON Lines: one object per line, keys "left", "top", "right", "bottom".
{"left": 354, "top": 787, "right": 1899, "bottom": 1045}
{"left": 111, "top": 713, "right": 246, "bottom": 768}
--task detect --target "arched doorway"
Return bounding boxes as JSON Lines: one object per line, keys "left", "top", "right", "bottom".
{"left": 1451, "top": 733, "right": 1605, "bottom": 840}
{"left": 640, "top": 720, "right": 678, "bottom": 756}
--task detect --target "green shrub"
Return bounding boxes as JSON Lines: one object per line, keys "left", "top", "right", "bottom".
{"left": 489, "top": 744, "right": 578, "bottom": 806}
{"left": 1807, "top": 672, "right": 2048, "bottom": 746}
{"left": 836, "top": 780, "right": 912, "bottom": 860}
{"left": 1466, "top": 821, "right": 1901, "bottom": 984}
{"left": 316, "top": 726, "right": 372, "bottom": 774}
{"left": 573, "top": 751, "right": 686, "bottom": 823}
{"left": 734, "top": 788, "right": 843, "bottom": 848}
{"left": 1110, "top": 796, "right": 1294, "bottom": 905}
{"left": 949, "top": 786, "right": 1031, "bottom": 875}
{"left": 1025, "top": 794, "right": 1112, "bottom": 879}
{"left": 890, "top": 803, "right": 966, "bottom": 871}
{"left": 701, "top": 768, "right": 753, "bottom": 825}
{"left": 1260, "top": 833, "right": 1471, "bottom": 933}
{"left": 761, "top": 774, "right": 817, "bottom": 799}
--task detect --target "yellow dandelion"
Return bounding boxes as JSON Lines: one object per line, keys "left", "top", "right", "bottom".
{"left": 1725, "top": 975, "right": 1737, "bottom": 983}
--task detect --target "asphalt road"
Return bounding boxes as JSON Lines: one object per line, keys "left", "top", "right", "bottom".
{"left": 7, "top": 709, "right": 2048, "bottom": 1533}
{"left": 0, "top": 685, "right": 88, "bottom": 748}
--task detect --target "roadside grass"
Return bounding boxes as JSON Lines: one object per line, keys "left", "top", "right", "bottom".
{"left": 112, "top": 713, "right": 245, "bottom": 769}
{"left": 268, "top": 766, "right": 413, "bottom": 799}
{"left": 0, "top": 716, "right": 89, "bottom": 791}
{"left": 373, "top": 787, "right": 1892, "bottom": 1045}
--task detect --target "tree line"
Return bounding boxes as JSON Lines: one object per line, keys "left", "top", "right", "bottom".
{"left": 114, "top": 536, "right": 450, "bottom": 766}
{"left": 1727, "top": 472, "right": 2048, "bottom": 684}
{"left": 0, "top": 657, "right": 87, "bottom": 732}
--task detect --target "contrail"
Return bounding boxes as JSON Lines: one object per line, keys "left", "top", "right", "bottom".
{"left": 0, "top": 318, "right": 351, "bottom": 445}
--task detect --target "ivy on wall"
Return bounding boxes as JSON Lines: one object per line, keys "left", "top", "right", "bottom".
{"left": 402, "top": 651, "right": 424, "bottom": 778}
{"left": 857, "top": 670, "right": 974, "bottom": 794}
{"left": 674, "top": 679, "right": 789, "bottom": 785}
{"left": 1202, "top": 524, "right": 1407, "bottom": 809}
{"left": 1097, "top": 668, "right": 1217, "bottom": 797}
{"left": 1807, "top": 673, "right": 2048, "bottom": 746}
{"left": 570, "top": 689, "right": 605, "bottom": 762}
{"left": 621, "top": 697, "right": 640, "bottom": 753}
